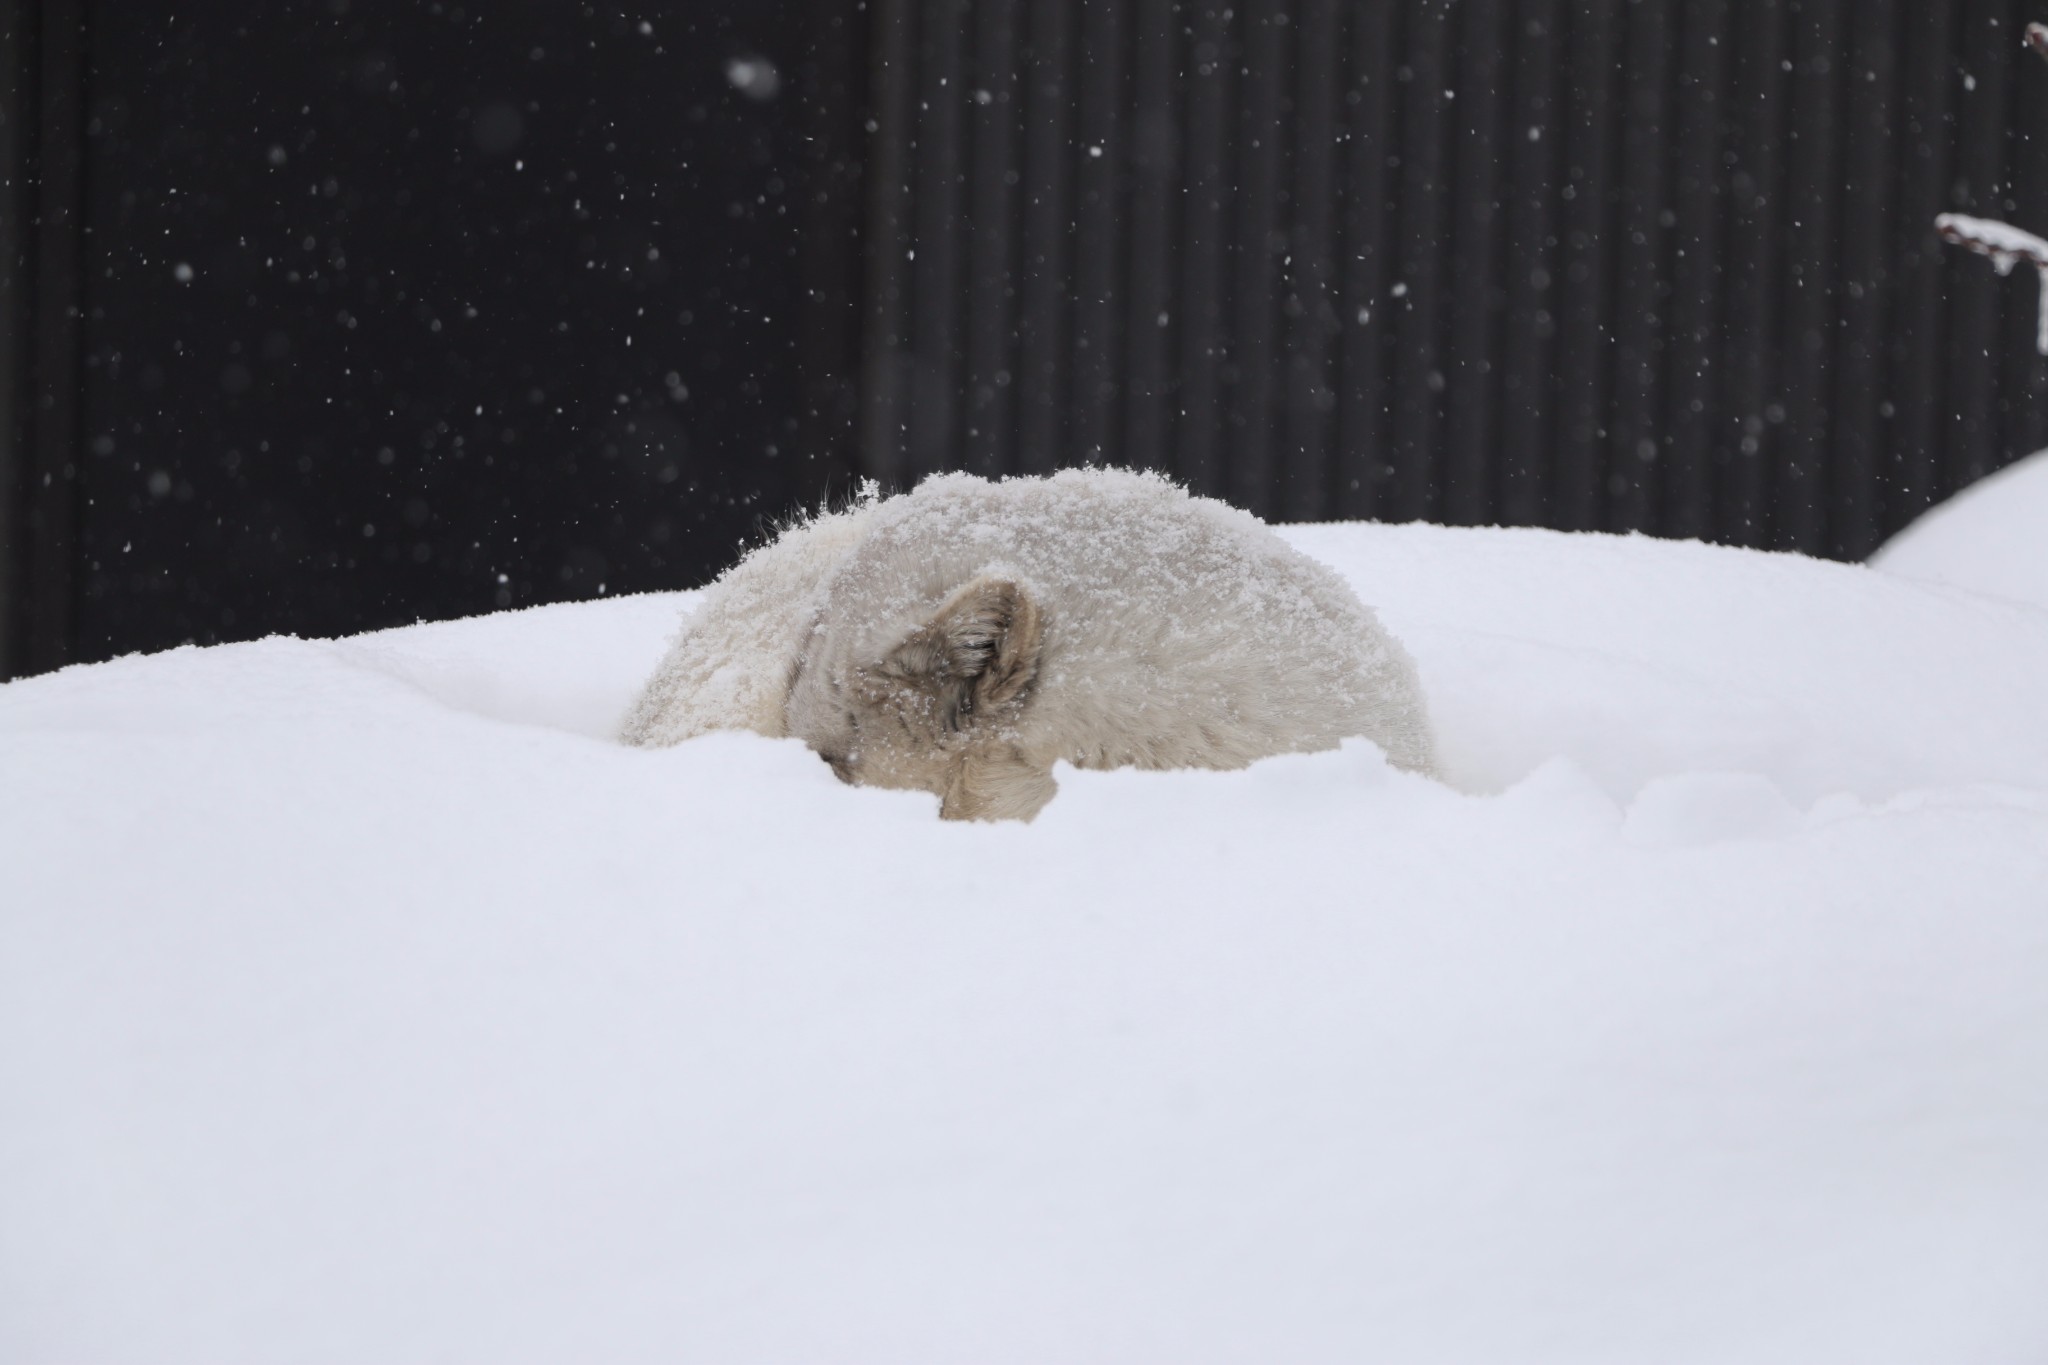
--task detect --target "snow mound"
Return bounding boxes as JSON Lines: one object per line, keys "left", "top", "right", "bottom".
{"left": 1871, "top": 448, "right": 2048, "bottom": 610}
{"left": 1289, "top": 520, "right": 2048, "bottom": 802}
{"left": 4, "top": 522, "right": 2046, "bottom": 1364}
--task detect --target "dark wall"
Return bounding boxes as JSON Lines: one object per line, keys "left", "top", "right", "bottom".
{"left": 858, "top": 0, "right": 2048, "bottom": 554}
{"left": 4, "top": 0, "right": 861, "bottom": 675}
{"left": 2, "top": 0, "right": 88, "bottom": 677}
{"left": 8, "top": 0, "right": 2048, "bottom": 680}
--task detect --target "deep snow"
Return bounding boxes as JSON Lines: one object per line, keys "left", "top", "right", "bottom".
{"left": 3, "top": 512, "right": 2046, "bottom": 1363}
{"left": 1872, "top": 447, "right": 2048, "bottom": 610}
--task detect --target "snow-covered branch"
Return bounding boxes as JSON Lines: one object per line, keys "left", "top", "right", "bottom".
{"left": 1935, "top": 213, "right": 2048, "bottom": 271}
{"left": 1936, "top": 213, "right": 2048, "bottom": 355}
{"left": 1930, "top": 28, "right": 2048, "bottom": 354}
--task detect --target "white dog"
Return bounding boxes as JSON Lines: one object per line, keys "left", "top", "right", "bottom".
{"left": 623, "top": 468, "right": 1435, "bottom": 820}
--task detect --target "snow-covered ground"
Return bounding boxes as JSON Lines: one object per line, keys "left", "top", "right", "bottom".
{"left": 4, "top": 489, "right": 2047, "bottom": 1363}
{"left": 1872, "top": 447, "right": 2048, "bottom": 610}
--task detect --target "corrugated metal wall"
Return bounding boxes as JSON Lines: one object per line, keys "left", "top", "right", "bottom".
{"left": 854, "top": 0, "right": 2048, "bottom": 558}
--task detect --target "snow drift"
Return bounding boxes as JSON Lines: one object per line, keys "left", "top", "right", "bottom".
{"left": 3, "top": 513, "right": 2046, "bottom": 1364}
{"left": 1872, "top": 447, "right": 2048, "bottom": 610}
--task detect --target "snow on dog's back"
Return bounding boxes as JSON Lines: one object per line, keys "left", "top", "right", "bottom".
{"left": 779, "top": 469, "right": 1435, "bottom": 818}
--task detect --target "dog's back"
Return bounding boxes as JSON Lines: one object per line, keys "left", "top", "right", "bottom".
{"left": 796, "top": 469, "right": 1436, "bottom": 779}
{"left": 628, "top": 468, "right": 1435, "bottom": 818}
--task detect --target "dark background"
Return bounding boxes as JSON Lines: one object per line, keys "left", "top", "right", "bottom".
{"left": 3, "top": 0, "right": 862, "bottom": 675}
{"left": 65, "top": 1, "right": 827, "bottom": 650}
{"left": 5, "top": 0, "right": 2047, "bottom": 680}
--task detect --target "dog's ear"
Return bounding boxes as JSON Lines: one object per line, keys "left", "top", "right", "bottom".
{"left": 879, "top": 576, "right": 1043, "bottom": 729}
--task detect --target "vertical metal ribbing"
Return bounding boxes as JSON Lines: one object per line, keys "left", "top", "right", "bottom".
{"left": 1388, "top": 0, "right": 1453, "bottom": 525}
{"left": 857, "top": 0, "right": 919, "bottom": 486}
{"left": 1442, "top": 0, "right": 1511, "bottom": 527}
{"left": 1829, "top": 0, "right": 1899, "bottom": 559}
{"left": 1555, "top": 0, "right": 1622, "bottom": 533}
{"left": 1070, "top": 0, "right": 1127, "bottom": 465}
{"left": 1277, "top": 0, "right": 1342, "bottom": 523}
{"left": 2004, "top": 3, "right": 2048, "bottom": 472}
{"left": 1122, "top": 0, "right": 1180, "bottom": 476}
{"left": 0, "top": 3, "right": 30, "bottom": 677}
{"left": 1885, "top": 0, "right": 1955, "bottom": 533}
{"left": 963, "top": 0, "right": 1022, "bottom": 477}
{"left": 1776, "top": 0, "right": 1848, "bottom": 555}
{"left": 1499, "top": 0, "right": 1561, "bottom": 527}
{"left": 1333, "top": 2, "right": 1398, "bottom": 521}
{"left": 1177, "top": 0, "right": 1237, "bottom": 498}
{"left": 1664, "top": 0, "right": 1729, "bottom": 543}
{"left": 1608, "top": 0, "right": 1675, "bottom": 537}
{"left": 843, "top": 0, "right": 2034, "bottom": 563}
{"left": 1227, "top": 1, "right": 1289, "bottom": 517}
{"left": 794, "top": 0, "right": 869, "bottom": 493}
{"left": 907, "top": 0, "right": 970, "bottom": 478}
{"left": 7, "top": 0, "right": 88, "bottom": 675}
{"left": 1945, "top": 0, "right": 2013, "bottom": 496}
{"left": 1015, "top": 0, "right": 1075, "bottom": 475}
{"left": 1721, "top": 3, "right": 1789, "bottom": 547}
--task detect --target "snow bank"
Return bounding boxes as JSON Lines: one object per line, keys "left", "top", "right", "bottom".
{"left": 4, "top": 521, "right": 2046, "bottom": 1364}
{"left": 1872, "top": 448, "right": 2048, "bottom": 610}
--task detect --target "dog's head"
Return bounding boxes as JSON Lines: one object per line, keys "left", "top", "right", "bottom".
{"left": 786, "top": 575, "right": 1057, "bottom": 821}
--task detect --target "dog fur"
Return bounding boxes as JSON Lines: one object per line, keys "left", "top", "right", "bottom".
{"left": 624, "top": 468, "right": 1435, "bottom": 820}
{"left": 619, "top": 497, "right": 877, "bottom": 747}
